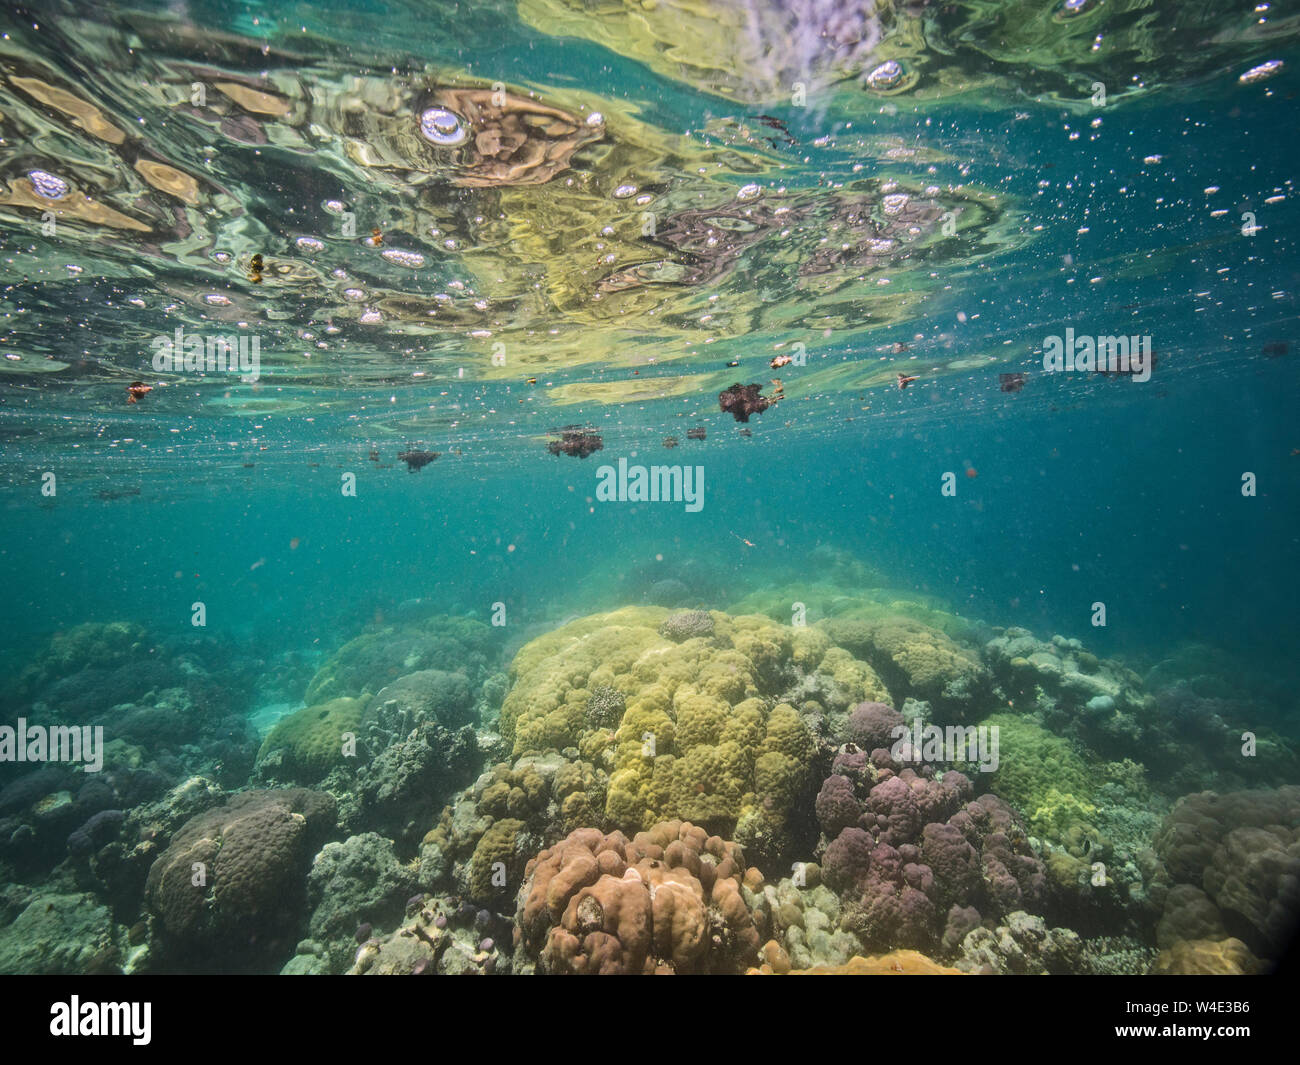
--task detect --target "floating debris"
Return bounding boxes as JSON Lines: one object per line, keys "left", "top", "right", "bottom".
{"left": 397, "top": 449, "right": 440, "bottom": 472}
{"left": 1263, "top": 341, "right": 1290, "bottom": 358}
{"left": 897, "top": 373, "right": 919, "bottom": 390}
{"left": 547, "top": 426, "right": 604, "bottom": 458}
{"left": 249, "top": 253, "right": 264, "bottom": 284}
{"left": 126, "top": 381, "right": 152, "bottom": 404}
{"left": 756, "top": 114, "right": 796, "bottom": 146}
{"left": 719, "top": 382, "right": 774, "bottom": 422}
{"left": 770, "top": 354, "right": 793, "bottom": 369}
{"left": 999, "top": 372, "right": 1027, "bottom": 393}
{"left": 662, "top": 436, "right": 679, "bottom": 449}
{"left": 686, "top": 426, "right": 707, "bottom": 441}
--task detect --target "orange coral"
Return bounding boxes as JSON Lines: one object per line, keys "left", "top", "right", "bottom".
{"left": 519, "top": 819, "right": 762, "bottom": 974}
{"left": 748, "top": 948, "right": 965, "bottom": 975}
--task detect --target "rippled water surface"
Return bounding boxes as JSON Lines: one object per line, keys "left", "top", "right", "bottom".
{"left": 0, "top": 1, "right": 1293, "bottom": 474}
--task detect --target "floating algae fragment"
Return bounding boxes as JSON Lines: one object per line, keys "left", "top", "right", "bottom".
{"left": 133, "top": 159, "right": 201, "bottom": 205}
{"left": 214, "top": 80, "right": 293, "bottom": 116}
{"left": 546, "top": 426, "right": 603, "bottom": 458}
{"left": 2, "top": 174, "right": 150, "bottom": 231}
{"left": 9, "top": 75, "right": 125, "bottom": 144}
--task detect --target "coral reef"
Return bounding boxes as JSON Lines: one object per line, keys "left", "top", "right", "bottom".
{"left": 344, "top": 895, "right": 509, "bottom": 975}
{"left": 1150, "top": 937, "right": 1260, "bottom": 975}
{"left": 0, "top": 891, "right": 130, "bottom": 974}
{"left": 1153, "top": 786, "right": 1300, "bottom": 958}
{"left": 354, "top": 720, "right": 479, "bottom": 846}
{"left": 980, "top": 713, "right": 1096, "bottom": 839}
{"left": 516, "top": 820, "right": 764, "bottom": 974}
{"left": 821, "top": 615, "right": 991, "bottom": 722}
{"left": 749, "top": 946, "right": 964, "bottom": 975}
{"left": 254, "top": 696, "right": 366, "bottom": 785}
{"left": 807, "top": 743, "right": 1052, "bottom": 954}
{"left": 489, "top": 606, "right": 893, "bottom": 864}
{"left": 955, "top": 910, "right": 1084, "bottom": 974}
{"left": 304, "top": 615, "right": 499, "bottom": 705}
{"left": 300, "top": 832, "right": 419, "bottom": 973}
{"left": 3, "top": 572, "right": 1298, "bottom": 977}
{"left": 144, "top": 788, "right": 337, "bottom": 970}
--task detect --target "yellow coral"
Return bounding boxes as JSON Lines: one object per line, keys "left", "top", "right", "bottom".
{"left": 497, "top": 609, "right": 822, "bottom": 850}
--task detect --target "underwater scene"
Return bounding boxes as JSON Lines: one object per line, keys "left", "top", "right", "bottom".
{"left": 0, "top": 0, "right": 1298, "bottom": 989}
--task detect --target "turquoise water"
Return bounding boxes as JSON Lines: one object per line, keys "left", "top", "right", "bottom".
{"left": 0, "top": 0, "right": 1297, "bottom": 976}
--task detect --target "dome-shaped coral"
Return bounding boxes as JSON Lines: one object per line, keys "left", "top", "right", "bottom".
{"left": 517, "top": 819, "right": 763, "bottom": 974}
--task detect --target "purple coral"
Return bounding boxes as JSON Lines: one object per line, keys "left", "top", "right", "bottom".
{"left": 815, "top": 775, "right": 860, "bottom": 837}
{"left": 920, "top": 822, "right": 981, "bottom": 907}
{"left": 813, "top": 760, "right": 1048, "bottom": 954}
{"left": 823, "top": 827, "right": 874, "bottom": 892}
{"left": 846, "top": 701, "right": 905, "bottom": 752}
{"left": 66, "top": 808, "right": 125, "bottom": 856}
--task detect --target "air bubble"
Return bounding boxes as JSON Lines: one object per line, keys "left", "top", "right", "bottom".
{"left": 420, "top": 107, "right": 468, "bottom": 146}
{"left": 865, "top": 61, "right": 904, "bottom": 91}
{"left": 28, "top": 169, "right": 69, "bottom": 199}
{"left": 381, "top": 249, "right": 426, "bottom": 268}
{"left": 1240, "top": 59, "right": 1283, "bottom": 84}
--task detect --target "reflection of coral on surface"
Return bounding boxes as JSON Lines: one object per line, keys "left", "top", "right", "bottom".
{"left": 427, "top": 87, "right": 604, "bottom": 188}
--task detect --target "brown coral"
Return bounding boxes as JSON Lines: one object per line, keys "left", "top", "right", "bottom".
{"left": 518, "top": 820, "right": 762, "bottom": 974}
{"left": 144, "top": 788, "right": 336, "bottom": 968}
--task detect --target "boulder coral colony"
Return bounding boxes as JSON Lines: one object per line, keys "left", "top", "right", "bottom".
{"left": 0, "top": 558, "right": 1295, "bottom": 976}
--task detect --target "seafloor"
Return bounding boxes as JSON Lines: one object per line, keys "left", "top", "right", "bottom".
{"left": 0, "top": 547, "right": 1293, "bottom": 975}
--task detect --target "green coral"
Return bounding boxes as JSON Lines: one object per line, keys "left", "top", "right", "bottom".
{"left": 255, "top": 696, "right": 365, "bottom": 783}
{"left": 983, "top": 713, "right": 1097, "bottom": 839}
{"left": 821, "top": 614, "right": 990, "bottom": 721}
{"left": 1029, "top": 787, "right": 1098, "bottom": 841}
{"left": 305, "top": 615, "right": 496, "bottom": 703}
{"left": 468, "top": 818, "right": 527, "bottom": 901}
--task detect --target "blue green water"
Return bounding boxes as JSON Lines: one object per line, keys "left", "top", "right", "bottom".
{"left": 0, "top": 0, "right": 1297, "bottom": 976}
